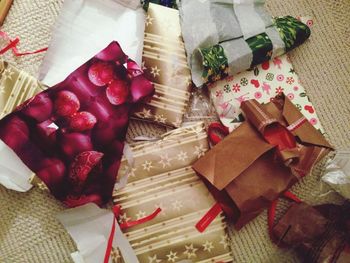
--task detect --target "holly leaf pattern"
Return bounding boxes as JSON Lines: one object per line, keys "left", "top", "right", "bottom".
{"left": 274, "top": 16, "right": 311, "bottom": 52}
{"left": 246, "top": 33, "right": 273, "bottom": 67}
{"left": 200, "top": 44, "right": 229, "bottom": 83}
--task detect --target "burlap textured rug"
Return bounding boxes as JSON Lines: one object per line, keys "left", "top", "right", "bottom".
{"left": 0, "top": 0, "right": 349, "bottom": 262}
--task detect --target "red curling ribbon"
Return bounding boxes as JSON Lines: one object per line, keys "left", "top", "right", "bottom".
{"left": 0, "top": 31, "right": 47, "bottom": 56}
{"left": 104, "top": 214, "right": 117, "bottom": 263}
{"left": 202, "top": 119, "right": 304, "bottom": 233}
{"left": 267, "top": 191, "right": 302, "bottom": 245}
{"left": 119, "top": 207, "right": 162, "bottom": 229}
{"left": 196, "top": 202, "right": 223, "bottom": 232}
{"left": 208, "top": 122, "right": 229, "bottom": 146}
{"left": 104, "top": 206, "right": 161, "bottom": 263}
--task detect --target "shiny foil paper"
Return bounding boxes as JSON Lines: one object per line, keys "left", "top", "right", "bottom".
{"left": 133, "top": 3, "right": 192, "bottom": 128}
{"left": 112, "top": 122, "right": 233, "bottom": 262}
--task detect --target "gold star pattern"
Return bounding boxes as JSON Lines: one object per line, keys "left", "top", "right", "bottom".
{"left": 119, "top": 165, "right": 137, "bottom": 178}
{"left": 141, "top": 61, "right": 147, "bottom": 71}
{"left": 148, "top": 254, "right": 161, "bottom": 263}
{"left": 172, "top": 200, "right": 183, "bottom": 212}
{"left": 177, "top": 151, "right": 188, "bottom": 162}
{"left": 146, "top": 14, "right": 155, "bottom": 26}
{"left": 110, "top": 248, "right": 120, "bottom": 263}
{"left": 135, "top": 210, "right": 146, "bottom": 220}
{"left": 142, "top": 160, "right": 154, "bottom": 172}
{"left": 2, "top": 68, "right": 14, "bottom": 80}
{"left": 184, "top": 244, "right": 198, "bottom": 259}
{"left": 219, "top": 234, "right": 230, "bottom": 249}
{"left": 150, "top": 66, "right": 161, "bottom": 78}
{"left": 0, "top": 84, "right": 5, "bottom": 94}
{"left": 158, "top": 153, "right": 171, "bottom": 168}
{"left": 202, "top": 241, "right": 214, "bottom": 252}
{"left": 154, "top": 114, "right": 167, "bottom": 124}
{"left": 166, "top": 251, "right": 178, "bottom": 262}
{"left": 118, "top": 213, "right": 130, "bottom": 224}
{"left": 194, "top": 144, "right": 206, "bottom": 158}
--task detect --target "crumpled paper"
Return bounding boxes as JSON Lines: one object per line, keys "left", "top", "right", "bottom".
{"left": 112, "top": 122, "right": 233, "bottom": 262}
{"left": 178, "top": 0, "right": 310, "bottom": 86}
{"left": 0, "top": 42, "right": 154, "bottom": 207}
{"left": 322, "top": 150, "right": 350, "bottom": 200}
{"left": 209, "top": 54, "right": 323, "bottom": 133}
{"left": 193, "top": 94, "right": 333, "bottom": 229}
{"left": 56, "top": 203, "right": 139, "bottom": 263}
{"left": 39, "top": 0, "right": 146, "bottom": 86}
{"left": 132, "top": 3, "right": 192, "bottom": 128}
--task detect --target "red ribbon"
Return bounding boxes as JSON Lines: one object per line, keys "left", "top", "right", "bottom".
{"left": 197, "top": 120, "right": 305, "bottom": 233}
{"left": 0, "top": 31, "right": 47, "bottom": 56}
{"left": 196, "top": 202, "right": 223, "bottom": 232}
{"left": 104, "top": 206, "right": 161, "bottom": 263}
{"left": 208, "top": 122, "right": 229, "bottom": 145}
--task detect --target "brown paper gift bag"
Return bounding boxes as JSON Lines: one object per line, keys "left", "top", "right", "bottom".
{"left": 193, "top": 94, "right": 333, "bottom": 229}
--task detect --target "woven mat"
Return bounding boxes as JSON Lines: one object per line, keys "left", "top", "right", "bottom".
{"left": 0, "top": 0, "right": 349, "bottom": 262}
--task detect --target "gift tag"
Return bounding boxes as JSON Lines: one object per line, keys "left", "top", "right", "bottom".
{"left": 0, "top": 0, "right": 12, "bottom": 25}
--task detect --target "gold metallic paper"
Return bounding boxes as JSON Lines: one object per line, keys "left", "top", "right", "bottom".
{"left": 133, "top": 3, "right": 192, "bottom": 128}
{"left": 0, "top": 60, "right": 46, "bottom": 119}
{"left": 113, "top": 122, "right": 233, "bottom": 262}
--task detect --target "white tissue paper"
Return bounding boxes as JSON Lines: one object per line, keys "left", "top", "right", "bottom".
{"left": 39, "top": 0, "right": 145, "bottom": 86}
{"left": 56, "top": 203, "right": 139, "bottom": 263}
{"left": 0, "top": 140, "right": 33, "bottom": 192}
{"left": 322, "top": 151, "right": 350, "bottom": 200}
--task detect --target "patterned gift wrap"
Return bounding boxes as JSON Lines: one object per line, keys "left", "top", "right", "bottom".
{"left": 133, "top": 3, "right": 192, "bottom": 128}
{"left": 0, "top": 61, "right": 46, "bottom": 119}
{"left": 209, "top": 54, "right": 324, "bottom": 133}
{"left": 112, "top": 122, "right": 233, "bottom": 262}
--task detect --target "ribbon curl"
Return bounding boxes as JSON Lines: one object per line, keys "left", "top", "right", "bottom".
{"left": 0, "top": 31, "right": 47, "bottom": 56}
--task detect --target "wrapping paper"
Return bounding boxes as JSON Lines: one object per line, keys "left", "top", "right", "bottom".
{"left": 178, "top": 0, "right": 311, "bottom": 86}
{"left": 322, "top": 150, "right": 350, "bottom": 200}
{"left": 0, "top": 42, "right": 154, "bottom": 207}
{"left": 193, "top": 94, "right": 333, "bottom": 229}
{"left": 112, "top": 122, "right": 233, "bottom": 262}
{"left": 272, "top": 202, "right": 350, "bottom": 263}
{"left": 56, "top": 203, "right": 138, "bottom": 263}
{"left": 209, "top": 54, "right": 323, "bottom": 132}
{"left": 39, "top": 0, "right": 146, "bottom": 86}
{"left": 132, "top": 3, "right": 192, "bottom": 127}
{"left": 142, "top": 0, "right": 178, "bottom": 10}
{"left": 0, "top": 0, "right": 12, "bottom": 25}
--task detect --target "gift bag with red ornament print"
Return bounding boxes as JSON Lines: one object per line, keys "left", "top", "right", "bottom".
{"left": 0, "top": 42, "right": 154, "bottom": 207}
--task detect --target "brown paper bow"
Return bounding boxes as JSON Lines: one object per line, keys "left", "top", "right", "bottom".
{"left": 193, "top": 94, "right": 333, "bottom": 229}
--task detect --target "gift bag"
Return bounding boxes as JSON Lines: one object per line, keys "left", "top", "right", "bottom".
{"left": 0, "top": 42, "right": 154, "bottom": 206}
{"left": 193, "top": 94, "right": 333, "bottom": 229}
{"left": 208, "top": 54, "right": 323, "bottom": 133}
{"left": 112, "top": 122, "right": 233, "bottom": 262}
{"left": 132, "top": 3, "right": 192, "bottom": 127}
{"left": 178, "top": 0, "right": 311, "bottom": 86}
{"left": 272, "top": 202, "right": 350, "bottom": 263}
